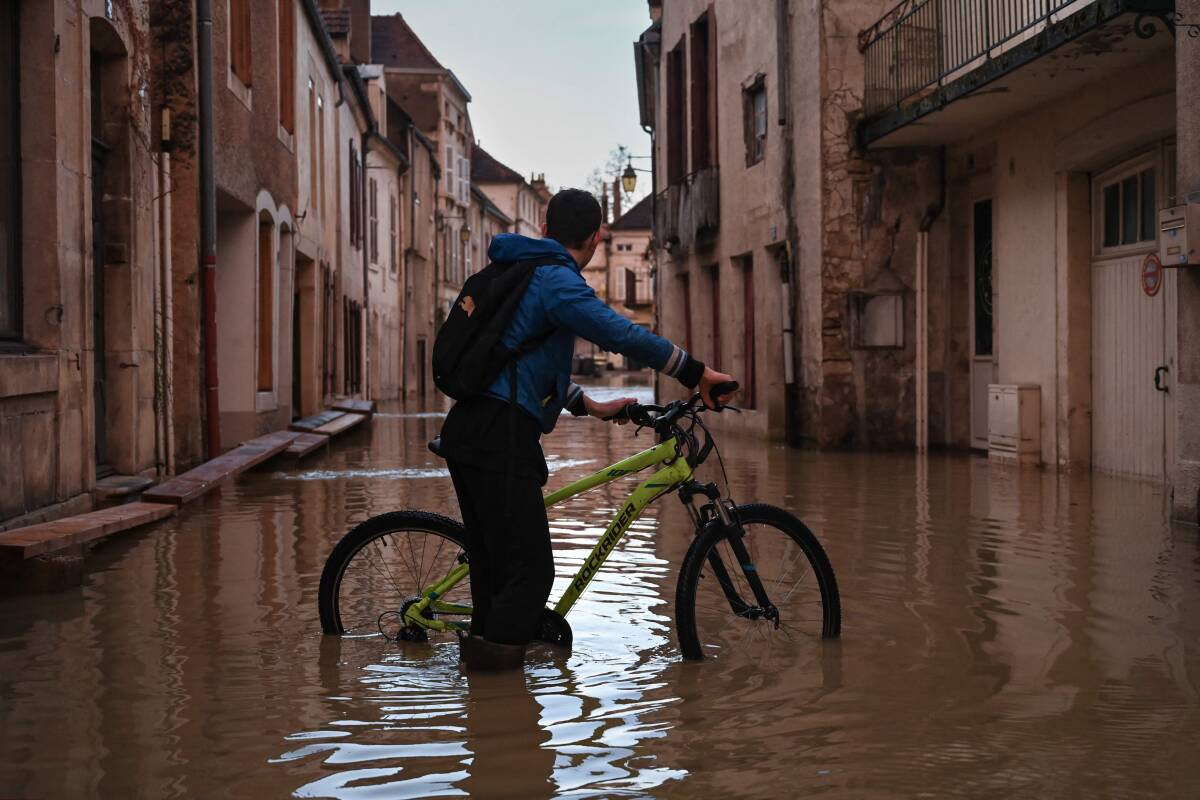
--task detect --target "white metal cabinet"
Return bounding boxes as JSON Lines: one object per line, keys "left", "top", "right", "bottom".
{"left": 988, "top": 384, "right": 1040, "bottom": 465}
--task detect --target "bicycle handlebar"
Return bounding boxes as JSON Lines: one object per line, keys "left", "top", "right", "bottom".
{"left": 602, "top": 380, "right": 741, "bottom": 427}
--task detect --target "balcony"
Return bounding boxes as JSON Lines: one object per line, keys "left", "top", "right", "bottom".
{"left": 655, "top": 167, "right": 720, "bottom": 252}
{"left": 858, "top": 0, "right": 1175, "bottom": 146}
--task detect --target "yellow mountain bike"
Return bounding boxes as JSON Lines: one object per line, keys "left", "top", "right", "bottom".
{"left": 317, "top": 390, "right": 841, "bottom": 660}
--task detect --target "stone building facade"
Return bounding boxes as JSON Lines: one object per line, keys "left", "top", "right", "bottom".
{"left": 640, "top": 0, "right": 1200, "bottom": 523}
{"left": 470, "top": 146, "right": 549, "bottom": 240}
{"left": 0, "top": 0, "right": 168, "bottom": 527}
{"left": 373, "top": 13, "right": 474, "bottom": 324}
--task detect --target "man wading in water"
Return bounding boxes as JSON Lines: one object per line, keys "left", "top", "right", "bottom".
{"left": 437, "top": 189, "right": 736, "bottom": 670}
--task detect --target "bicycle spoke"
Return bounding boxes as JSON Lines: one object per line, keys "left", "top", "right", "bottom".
{"left": 686, "top": 517, "right": 831, "bottom": 659}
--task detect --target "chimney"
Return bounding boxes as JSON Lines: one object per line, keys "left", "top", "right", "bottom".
{"left": 612, "top": 179, "right": 622, "bottom": 221}
{"left": 601, "top": 191, "right": 609, "bottom": 224}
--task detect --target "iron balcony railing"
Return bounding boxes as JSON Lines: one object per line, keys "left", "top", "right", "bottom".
{"left": 860, "top": 0, "right": 1085, "bottom": 117}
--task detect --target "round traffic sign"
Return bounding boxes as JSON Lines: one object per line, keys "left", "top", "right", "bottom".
{"left": 1141, "top": 253, "right": 1162, "bottom": 298}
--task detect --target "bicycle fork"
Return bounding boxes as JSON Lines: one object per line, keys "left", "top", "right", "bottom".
{"left": 680, "top": 483, "right": 781, "bottom": 628}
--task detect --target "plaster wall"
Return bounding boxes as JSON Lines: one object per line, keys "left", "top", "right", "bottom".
{"left": 401, "top": 137, "right": 438, "bottom": 401}
{"left": 653, "top": 0, "right": 789, "bottom": 439}
{"left": 1173, "top": 0, "right": 1200, "bottom": 524}
{"left": 1, "top": 0, "right": 165, "bottom": 524}
{"left": 945, "top": 49, "right": 1175, "bottom": 467}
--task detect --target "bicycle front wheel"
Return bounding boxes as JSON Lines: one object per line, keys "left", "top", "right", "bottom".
{"left": 318, "top": 511, "right": 471, "bottom": 639}
{"left": 675, "top": 503, "right": 840, "bottom": 661}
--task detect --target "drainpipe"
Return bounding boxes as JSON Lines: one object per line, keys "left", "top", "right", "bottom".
{"left": 643, "top": 122, "right": 658, "bottom": 402}
{"left": 361, "top": 127, "right": 370, "bottom": 400}
{"left": 916, "top": 147, "right": 947, "bottom": 453}
{"left": 197, "top": 0, "right": 220, "bottom": 458}
{"left": 159, "top": 108, "right": 175, "bottom": 474}
{"left": 777, "top": 0, "right": 801, "bottom": 446}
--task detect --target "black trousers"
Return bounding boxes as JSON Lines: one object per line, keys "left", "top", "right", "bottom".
{"left": 448, "top": 459, "right": 554, "bottom": 646}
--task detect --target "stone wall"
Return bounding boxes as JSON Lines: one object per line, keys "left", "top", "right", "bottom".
{"left": 1174, "top": 0, "right": 1200, "bottom": 524}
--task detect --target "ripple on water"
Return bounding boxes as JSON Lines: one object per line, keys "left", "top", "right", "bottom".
{"left": 1, "top": 383, "right": 1199, "bottom": 798}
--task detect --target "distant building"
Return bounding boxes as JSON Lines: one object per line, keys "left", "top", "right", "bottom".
{"left": 373, "top": 13, "right": 474, "bottom": 325}
{"left": 469, "top": 185, "right": 513, "bottom": 273}
{"left": 470, "top": 146, "right": 548, "bottom": 239}
{"left": 577, "top": 195, "right": 654, "bottom": 372}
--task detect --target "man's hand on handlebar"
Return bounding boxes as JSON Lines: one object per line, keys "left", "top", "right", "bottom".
{"left": 585, "top": 395, "right": 637, "bottom": 425}
{"left": 699, "top": 367, "right": 738, "bottom": 410}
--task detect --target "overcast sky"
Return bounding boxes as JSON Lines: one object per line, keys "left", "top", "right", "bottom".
{"left": 374, "top": 0, "right": 654, "bottom": 193}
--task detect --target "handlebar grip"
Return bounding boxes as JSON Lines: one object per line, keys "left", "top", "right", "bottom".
{"left": 709, "top": 381, "right": 739, "bottom": 406}
{"left": 602, "top": 405, "right": 632, "bottom": 422}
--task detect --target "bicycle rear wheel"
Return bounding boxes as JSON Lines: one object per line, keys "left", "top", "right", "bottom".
{"left": 318, "top": 511, "right": 471, "bottom": 639}
{"left": 675, "top": 503, "right": 840, "bottom": 661}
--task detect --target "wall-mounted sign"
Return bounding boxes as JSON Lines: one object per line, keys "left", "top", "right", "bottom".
{"left": 1142, "top": 253, "right": 1163, "bottom": 297}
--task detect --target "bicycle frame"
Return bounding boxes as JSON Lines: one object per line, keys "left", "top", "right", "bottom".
{"left": 404, "top": 436, "right": 694, "bottom": 632}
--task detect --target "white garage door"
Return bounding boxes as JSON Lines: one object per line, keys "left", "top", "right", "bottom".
{"left": 1091, "top": 155, "right": 1176, "bottom": 480}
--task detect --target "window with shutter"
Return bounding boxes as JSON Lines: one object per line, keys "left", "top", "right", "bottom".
{"left": 277, "top": 0, "right": 294, "bottom": 132}
{"left": 369, "top": 177, "right": 379, "bottom": 263}
{"left": 230, "top": 0, "right": 252, "bottom": 86}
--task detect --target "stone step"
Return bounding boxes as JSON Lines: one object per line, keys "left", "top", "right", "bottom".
{"left": 289, "top": 409, "right": 346, "bottom": 433}
{"left": 284, "top": 431, "right": 330, "bottom": 458}
{"left": 313, "top": 411, "right": 368, "bottom": 437}
{"left": 332, "top": 398, "right": 376, "bottom": 416}
{"left": 143, "top": 431, "right": 298, "bottom": 505}
{"left": 0, "top": 502, "right": 176, "bottom": 560}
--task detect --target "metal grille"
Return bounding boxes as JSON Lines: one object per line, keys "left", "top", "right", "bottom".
{"left": 861, "top": 0, "right": 1083, "bottom": 117}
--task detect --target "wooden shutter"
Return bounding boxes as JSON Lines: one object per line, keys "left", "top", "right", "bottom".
{"left": 230, "top": 0, "right": 252, "bottom": 86}
{"left": 689, "top": 14, "right": 709, "bottom": 171}
{"left": 278, "top": 0, "right": 295, "bottom": 132}
{"left": 666, "top": 43, "right": 686, "bottom": 184}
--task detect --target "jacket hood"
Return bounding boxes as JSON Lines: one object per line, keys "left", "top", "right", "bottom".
{"left": 487, "top": 233, "right": 577, "bottom": 270}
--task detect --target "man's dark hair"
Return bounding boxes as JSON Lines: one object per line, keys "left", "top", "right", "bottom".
{"left": 546, "top": 189, "right": 602, "bottom": 249}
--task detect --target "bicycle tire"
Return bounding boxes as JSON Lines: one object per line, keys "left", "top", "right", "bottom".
{"left": 318, "top": 510, "right": 469, "bottom": 636}
{"left": 675, "top": 503, "right": 841, "bottom": 661}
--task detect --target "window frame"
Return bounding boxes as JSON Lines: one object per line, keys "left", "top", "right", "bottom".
{"left": 743, "top": 74, "right": 767, "bottom": 167}
{"left": 1093, "top": 150, "right": 1163, "bottom": 260}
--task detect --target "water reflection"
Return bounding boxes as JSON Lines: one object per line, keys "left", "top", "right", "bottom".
{"left": 1, "top": 377, "right": 1199, "bottom": 798}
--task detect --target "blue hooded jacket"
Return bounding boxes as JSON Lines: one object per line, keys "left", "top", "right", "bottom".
{"left": 483, "top": 233, "right": 700, "bottom": 433}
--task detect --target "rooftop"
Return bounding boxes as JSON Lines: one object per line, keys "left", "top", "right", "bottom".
{"left": 471, "top": 145, "right": 526, "bottom": 185}
{"left": 320, "top": 7, "right": 351, "bottom": 38}
{"left": 611, "top": 194, "right": 652, "bottom": 231}
{"left": 371, "top": 14, "right": 443, "bottom": 70}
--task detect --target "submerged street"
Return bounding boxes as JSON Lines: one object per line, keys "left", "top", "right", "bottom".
{"left": 1, "top": 376, "right": 1198, "bottom": 798}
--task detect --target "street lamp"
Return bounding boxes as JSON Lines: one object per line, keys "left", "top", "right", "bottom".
{"left": 621, "top": 156, "right": 653, "bottom": 194}
{"left": 622, "top": 163, "right": 638, "bottom": 194}
{"left": 459, "top": 225, "right": 471, "bottom": 244}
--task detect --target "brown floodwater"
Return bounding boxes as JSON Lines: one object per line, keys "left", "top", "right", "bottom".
{"left": 2, "top": 376, "right": 1199, "bottom": 798}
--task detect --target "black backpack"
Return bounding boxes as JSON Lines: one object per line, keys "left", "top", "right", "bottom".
{"left": 432, "top": 256, "right": 560, "bottom": 400}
